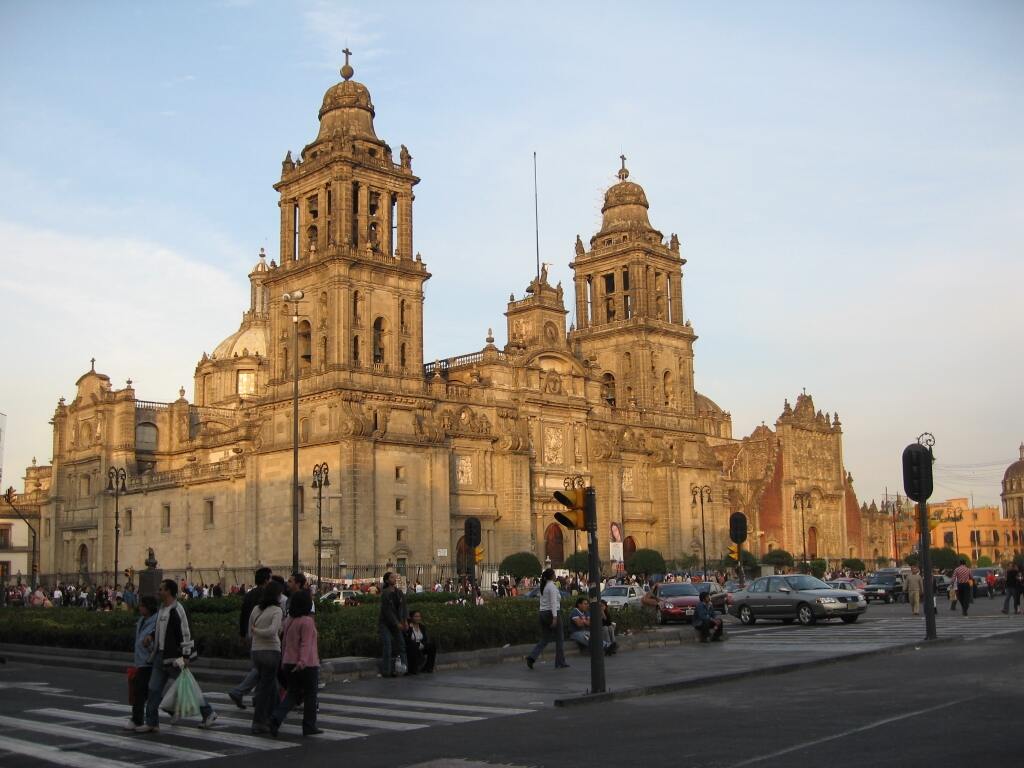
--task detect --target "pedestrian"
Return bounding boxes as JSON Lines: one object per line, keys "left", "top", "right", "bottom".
{"left": 1002, "top": 562, "right": 1021, "bottom": 615}
{"left": 269, "top": 590, "right": 322, "bottom": 737}
{"left": 953, "top": 559, "right": 972, "bottom": 617}
{"left": 906, "top": 565, "right": 924, "bottom": 616}
{"left": 694, "top": 591, "right": 724, "bottom": 642}
{"left": 286, "top": 572, "right": 315, "bottom": 614}
{"left": 568, "top": 597, "right": 616, "bottom": 655}
{"left": 139, "top": 579, "right": 217, "bottom": 732}
{"left": 985, "top": 570, "right": 997, "bottom": 600}
{"left": 403, "top": 610, "right": 437, "bottom": 674}
{"left": 377, "top": 572, "right": 407, "bottom": 677}
{"left": 124, "top": 595, "right": 158, "bottom": 731}
{"left": 228, "top": 566, "right": 272, "bottom": 709}
{"left": 248, "top": 580, "right": 284, "bottom": 734}
{"left": 525, "top": 568, "right": 568, "bottom": 670}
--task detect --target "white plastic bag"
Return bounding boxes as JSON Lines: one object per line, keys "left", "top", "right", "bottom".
{"left": 173, "top": 668, "right": 203, "bottom": 720}
{"left": 159, "top": 679, "right": 178, "bottom": 715}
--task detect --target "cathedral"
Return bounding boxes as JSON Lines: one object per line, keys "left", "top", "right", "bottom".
{"left": 19, "top": 56, "right": 877, "bottom": 581}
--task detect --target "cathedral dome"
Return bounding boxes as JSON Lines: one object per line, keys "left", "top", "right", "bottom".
{"left": 316, "top": 53, "right": 378, "bottom": 141}
{"left": 596, "top": 157, "right": 654, "bottom": 238}
{"left": 212, "top": 325, "right": 268, "bottom": 360}
{"left": 250, "top": 248, "right": 269, "bottom": 274}
{"left": 1004, "top": 443, "right": 1024, "bottom": 484}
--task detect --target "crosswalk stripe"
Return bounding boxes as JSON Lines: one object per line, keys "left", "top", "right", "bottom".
{"left": 314, "top": 712, "right": 428, "bottom": 731}
{"left": 85, "top": 703, "right": 365, "bottom": 741}
{"left": 0, "top": 733, "right": 139, "bottom": 768}
{"left": 0, "top": 712, "right": 222, "bottom": 762}
{"left": 27, "top": 707, "right": 295, "bottom": 751}
{"left": 205, "top": 691, "right": 480, "bottom": 723}
{"left": 316, "top": 692, "right": 535, "bottom": 716}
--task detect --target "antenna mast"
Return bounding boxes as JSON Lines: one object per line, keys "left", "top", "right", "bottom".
{"left": 533, "top": 151, "right": 540, "bottom": 284}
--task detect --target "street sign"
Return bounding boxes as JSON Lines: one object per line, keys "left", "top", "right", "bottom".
{"left": 436, "top": 548, "right": 448, "bottom": 558}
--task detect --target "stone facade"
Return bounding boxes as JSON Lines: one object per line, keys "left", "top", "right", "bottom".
{"left": 23, "top": 57, "right": 880, "bottom": 577}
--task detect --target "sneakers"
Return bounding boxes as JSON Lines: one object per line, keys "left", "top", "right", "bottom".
{"left": 267, "top": 719, "right": 281, "bottom": 738}
{"left": 525, "top": 656, "right": 535, "bottom": 670}
{"left": 228, "top": 691, "right": 246, "bottom": 709}
{"left": 555, "top": 663, "right": 570, "bottom": 669}
{"left": 303, "top": 727, "right": 324, "bottom": 736}
{"left": 134, "top": 724, "right": 159, "bottom": 734}
{"left": 199, "top": 711, "right": 219, "bottom": 729}
{"left": 123, "top": 719, "right": 140, "bottom": 731}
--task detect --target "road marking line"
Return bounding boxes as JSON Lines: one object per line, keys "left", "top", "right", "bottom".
{"left": 86, "top": 702, "right": 365, "bottom": 741}
{"left": 727, "top": 697, "right": 974, "bottom": 767}
{"left": 315, "top": 712, "right": 429, "bottom": 731}
{"left": 0, "top": 712, "right": 223, "bottom": 762}
{"left": 206, "top": 691, "right": 480, "bottom": 723}
{"left": 315, "top": 692, "right": 535, "bottom": 715}
{"left": 27, "top": 707, "right": 295, "bottom": 750}
{"left": 0, "top": 733, "right": 139, "bottom": 768}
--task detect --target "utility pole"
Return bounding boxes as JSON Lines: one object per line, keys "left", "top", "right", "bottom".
{"left": 903, "top": 433, "right": 937, "bottom": 641}
{"left": 283, "top": 290, "right": 305, "bottom": 574}
{"left": 106, "top": 467, "right": 127, "bottom": 590}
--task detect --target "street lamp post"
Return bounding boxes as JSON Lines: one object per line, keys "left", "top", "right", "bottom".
{"left": 3, "top": 487, "right": 38, "bottom": 590}
{"left": 311, "top": 463, "right": 330, "bottom": 593}
{"left": 887, "top": 495, "right": 904, "bottom": 564}
{"left": 690, "top": 485, "right": 712, "bottom": 579}
{"left": 106, "top": 467, "right": 127, "bottom": 590}
{"left": 945, "top": 508, "right": 964, "bottom": 555}
{"left": 283, "top": 290, "right": 305, "bottom": 574}
{"left": 793, "top": 492, "right": 812, "bottom": 570}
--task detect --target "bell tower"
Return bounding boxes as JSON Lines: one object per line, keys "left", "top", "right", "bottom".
{"left": 265, "top": 51, "right": 430, "bottom": 385}
{"left": 569, "top": 157, "right": 695, "bottom": 413}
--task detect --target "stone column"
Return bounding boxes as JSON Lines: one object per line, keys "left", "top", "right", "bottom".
{"left": 357, "top": 183, "right": 369, "bottom": 249}
{"left": 574, "top": 276, "right": 588, "bottom": 329}
{"left": 397, "top": 191, "right": 413, "bottom": 259}
{"left": 670, "top": 272, "right": 683, "bottom": 324}
{"left": 337, "top": 177, "right": 351, "bottom": 248}
{"left": 382, "top": 190, "right": 393, "bottom": 257}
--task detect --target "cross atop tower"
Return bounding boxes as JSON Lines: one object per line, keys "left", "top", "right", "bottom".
{"left": 618, "top": 154, "right": 629, "bottom": 181}
{"left": 341, "top": 48, "right": 354, "bottom": 80}
{"left": 90, "top": 357, "right": 96, "bottom": 372}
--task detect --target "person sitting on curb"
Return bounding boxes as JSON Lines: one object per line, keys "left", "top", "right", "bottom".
{"left": 569, "top": 597, "right": 617, "bottom": 655}
{"left": 403, "top": 610, "right": 437, "bottom": 674}
{"left": 693, "top": 591, "right": 724, "bottom": 643}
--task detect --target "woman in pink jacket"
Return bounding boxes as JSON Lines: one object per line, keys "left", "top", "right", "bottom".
{"left": 268, "top": 590, "right": 322, "bottom": 737}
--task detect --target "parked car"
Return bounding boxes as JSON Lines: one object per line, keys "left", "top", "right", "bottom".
{"left": 652, "top": 582, "right": 701, "bottom": 624}
{"left": 600, "top": 584, "right": 647, "bottom": 609}
{"left": 320, "top": 589, "right": 361, "bottom": 606}
{"left": 695, "top": 581, "right": 732, "bottom": 611}
{"left": 971, "top": 568, "right": 1005, "bottom": 597}
{"left": 728, "top": 574, "right": 867, "bottom": 625}
{"left": 933, "top": 574, "right": 953, "bottom": 595}
{"left": 864, "top": 573, "right": 905, "bottom": 603}
{"left": 826, "top": 580, "right": 866, "bottom": 597}
{"left": 830, "top": 577, "right": 867, "bottom": 592}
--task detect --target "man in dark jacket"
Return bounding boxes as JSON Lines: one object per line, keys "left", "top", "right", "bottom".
{"left": 140, "top": 579, "right": 218, "bottom": 732}
{"left": 694, "top": 591, "right": 724, "bottom": 642}
{"left": 1003, "top": 562, "right": 1021, "bottom": 615}
{"left": 228, "top": 567, "right": 271, "bottom": 708}
{"left": 378, "top": 573, "right": 408, "bottom": 677}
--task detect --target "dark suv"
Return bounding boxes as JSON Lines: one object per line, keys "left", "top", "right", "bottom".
{"left": 864, "top": 573, "right": 904, "bottom": 603}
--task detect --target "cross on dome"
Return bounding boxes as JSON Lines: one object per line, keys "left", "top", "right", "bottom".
{"left": 618, "top": 154, "right": 629, "bottom": 180}
{"left": 341, "top": 47, "right": 354, "bottom": 80}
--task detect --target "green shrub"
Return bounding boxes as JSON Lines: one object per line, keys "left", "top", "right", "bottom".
{"left": 809, "top": 559, "right": 828, "bottom": 578}
{"left": 562, "top": 552, "right": 590, "bottom": 574}
{"left": 931, "top": 547, "right": 968, "bottom": 571}
{"left": 499, "top": 552, "right": 542, "bottom": 580}
{"left": 762, "top": 549, "right": 794, "bottom": 569}
{"left": 976, "top": 555, "right": 993, "bottom": 567}
{"left": 627, "top": 549, "right": 666, "bottom": 575}
{"left": 841, "top": 558, "right": 866, "bottom": 572}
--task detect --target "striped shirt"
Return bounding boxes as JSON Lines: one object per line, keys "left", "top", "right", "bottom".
{"left": 953, "top": 565, "right": 972, "bottom": 584}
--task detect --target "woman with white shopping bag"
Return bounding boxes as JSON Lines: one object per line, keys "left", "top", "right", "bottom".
{"left": 139, "top": 579, "right": 218, "bottom": 733}
{"left": 248, "top": 580, "right": 284, "bottom": 734}
{"left": 268, "top": 590, "right": 322, "bottom": 737}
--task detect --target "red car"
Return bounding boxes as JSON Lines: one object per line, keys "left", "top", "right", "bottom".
{"left": 653, "top": 582, "right": 729, "bottom": 624}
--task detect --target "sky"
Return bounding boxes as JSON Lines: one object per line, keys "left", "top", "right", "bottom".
{"left": 1, "top": 1, "right": 1021, "bottom": 505}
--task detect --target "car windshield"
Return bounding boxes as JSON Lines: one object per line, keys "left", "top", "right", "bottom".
{"left": 603, "top": 587, "right": 628, "bottom": 597}
{"left": 658, "top": 584, "right": 699, "bottom": 597}
{"left": 695, "top": 583, "right": 716, "bottom": 593}
{"left": 785, "top": 575, "right": 831, "bottom": 591}
{"left": 868, "top": 575, "right": 897, "bottom": 584}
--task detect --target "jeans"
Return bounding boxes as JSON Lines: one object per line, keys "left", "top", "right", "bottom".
{"left": 529, "top": 611, "right": 566, "bottom": 665}
{"left": 131, "top": 667, "right": 152, "bottom": 725}
{"left": 145, "top": 652, "right": 213, "bottom": 726}
{"left": 378, "top": 624, "right": 405, "bottom": 676}
{"left": 230, "top": 664, "right": 259, "bottom": 699}
{"left": 956, "top": 583, "right": 971, "bottom": 616}
{"left": 251, "top": 650, "right": 280, "bottom": 729}
{"left": 272, "top": 666, "right": 319, "bottom": 733}
{"left": 1003, "top": 586, "right": 1021, "bottom": 613}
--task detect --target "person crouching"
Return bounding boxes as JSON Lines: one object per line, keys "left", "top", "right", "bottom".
{"left": 694, "top": 591, "right": 724, "bottom": 643}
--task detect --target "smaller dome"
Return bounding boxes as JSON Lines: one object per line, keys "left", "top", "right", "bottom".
{"left": 1004, "top": 443, "right": 1024, "bottom": 483}
{"left": 212, "top": 325, "right": 268, "bottom": 360}
{"left": 595, "top": 157, "right": 655, "bottom": 238}
{"left": 319, "top": 79, "right": 375, "bottom": 121}
{"left": 695, "top": 392, "right": 725, "bottom": 416}
{"left": 250, "top": 247, "right": 269, "bottom": 274}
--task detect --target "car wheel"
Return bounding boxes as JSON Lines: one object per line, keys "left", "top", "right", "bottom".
{"left": 739, "top": 605, "right": 756, "bottom": 625}
{"left": 797, "top": 603, "right": 816, "bottom": 625}
{"left": 840, "top": 614, "right": 859, "bottom": 624}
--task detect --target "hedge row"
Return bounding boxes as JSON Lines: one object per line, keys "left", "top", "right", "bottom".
{"left": 0, "top": 599, "right": 654, "bottom": 659}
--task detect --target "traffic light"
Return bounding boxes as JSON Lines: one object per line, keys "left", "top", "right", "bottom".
{"left": 727, "top": 543, "right": 740, "bottom": 562}
{"left": 553, "top": 488, "right": 586, "bottom": 530}
{"left": 474, "top": 546, "right": 484, "bottom": 565}
{"left": 729, "top": 512, "right": 748, "bottom": 544}
{"left": 464, "top": 517, "right": 481, "bottom": 548}
{"left": 902, "top": 443, "right": 933, "bottom": 503}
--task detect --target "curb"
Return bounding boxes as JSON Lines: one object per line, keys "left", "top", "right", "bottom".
{"left": 553, "top": 626, "right": 1024, "bottom": 707}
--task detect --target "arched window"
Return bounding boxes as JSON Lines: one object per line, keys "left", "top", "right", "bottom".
{"left": 78, "top": 543, "right": 89, "bottom": 573}
{"left": 135, "top": 422, "right": 158, "bottom": 452}
{"left": 373, "top": 317, "right": 386, "bottom": 364}
{"left": 400, "top": 299, "right": 407, "bottom": 330}
{"left": 203, "top": 373, "right": 214, "bottom": 404}
{"left": 663, "top": 371, "right": 674, "bottom": 407}
{"left": 400, "top": 343, "right": 407, "bottom": 368}
{"left": 306, "top": 225, "right": 318, "bottom": 252}
{"left": 300, "top": 417, "right": 311, "bottom": 443}
{"left": 298, "top": 320, "right": 312, "bottom": 369}
{"left": 352, "top": 335, "right": 360, "bottom": 364}
{"left": 601, "top": 373, "right": 616, "bottom": 408}
{"left": 623, "top": 536, "right": 637, "bottom": 565}
{"left": 545, "top": 523, "right": 565, "bottom": 567}
{"left": 352, "top": 291, "right": 362, "bottom": 325}
{"left": 320, "top": 336, "right": 328, "bottom": 367}
{"left": 807, "top": 526, "right": 818, "bottom": 559}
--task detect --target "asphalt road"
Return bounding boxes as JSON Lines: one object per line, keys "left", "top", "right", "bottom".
{"left": 1, "top": 594, "right": 1020, "bottom": 768}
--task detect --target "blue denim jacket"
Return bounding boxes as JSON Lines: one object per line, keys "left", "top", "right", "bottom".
{"left": 133, "top": 613, "right": 158, "bottom": 667}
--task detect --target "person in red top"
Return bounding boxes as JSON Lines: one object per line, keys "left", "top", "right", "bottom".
{"left": 268, "top": 590, "right": 322, "bottom": 737}
{"left": 953, "top": 560, "right": 972, "bottom": 617}
{"left": 985, "top": 571, "right": 997, "bottom": 600}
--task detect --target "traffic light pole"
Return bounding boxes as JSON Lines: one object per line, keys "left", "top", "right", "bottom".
{"left": 918, "top": 499, "right": 937, "bottom": 640}
{"left": 584, "top": 487, "right": 606, "bottom": 694}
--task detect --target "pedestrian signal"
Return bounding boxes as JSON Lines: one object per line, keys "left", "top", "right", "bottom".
{"left": 553, "top": 488, "right": 586, "bottom": 530}
{"left": 474, "top": 546, "right": 484, "bottom": 565}
{"left": 727, "top": 543, "right": 740, "bottom": 562}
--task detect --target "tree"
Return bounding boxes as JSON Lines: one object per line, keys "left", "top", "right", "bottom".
{"left": 841, "top": 557, "right": 866, "bottom": 573}
{"left": 904, "top": 553, "right": 920, "bottom": 567}
{"left": 875, "top": 556, "right": 890, "bottom": 568}
{"left": 762, "top": 549, "right": 794, "bottom": 569}
{"left": 976, "top": 555, "right": 993, "bottom": 567}
{"left": 930, "top": 547, "right": 969, "bottom": 571}
{"left": 719, "top": 550, "right": 759, "bottom": 571}
{"left": 563, "top": 551, "right": 590, "bottom": 574}
{"left": 626, "top": 548, "right": 667, "bottom": 576}
{"left": 808, "top": 558, "right": 827, "bottom": 578}
{"left": 499, "top": 552, "right": 542, "bottom": 581}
